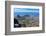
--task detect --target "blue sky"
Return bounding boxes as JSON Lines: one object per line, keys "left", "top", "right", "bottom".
{"left": 14, "top": 8, "right": 39, "bottom": 12}
{"left": 14, "top": 8, "right": 39, "bottom": 16}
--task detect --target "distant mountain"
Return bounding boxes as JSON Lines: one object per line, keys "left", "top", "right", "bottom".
{"left": 14, "top": 12, "right": 39, "bottom": 17}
